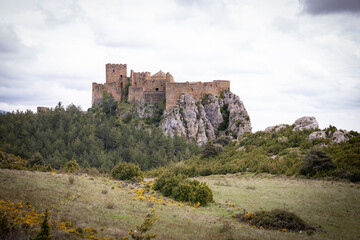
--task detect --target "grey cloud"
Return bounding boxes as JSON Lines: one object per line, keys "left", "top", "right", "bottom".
{"left": 36, "top": 0, "right": 83, "bottom": 26}
{"left": 0, "top": 24, "right": 23, "bottom": 56}
{"left": 300, "top": 0, "right": 360, "bottom": 15}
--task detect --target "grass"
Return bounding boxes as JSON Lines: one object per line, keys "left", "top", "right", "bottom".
{"left": 0, "top": 169, "right": 359, "bottom": 239}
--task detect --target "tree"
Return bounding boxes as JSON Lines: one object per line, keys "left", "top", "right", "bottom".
{"left": 31, "top": 209, "right": 52, "bottom": 240}
{"left": 202, "top": 141, "right": 219, "bottom": 158}
{"left": 300, "top": 149, "right": 335, "bottom": 176}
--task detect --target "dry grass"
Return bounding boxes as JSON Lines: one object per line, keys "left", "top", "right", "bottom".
{"left": 0, "top": 169, "right": 359, "bottom": 240}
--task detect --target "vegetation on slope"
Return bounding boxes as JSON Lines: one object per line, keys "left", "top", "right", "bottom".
{"left": 148, "top": 125, "right": 360, "bottom": 182}
{"left": 1, "top": 169, "right": 359, "bottom": 239}
{"left": 0, "top": 95, "right": 199, "bottom": 172}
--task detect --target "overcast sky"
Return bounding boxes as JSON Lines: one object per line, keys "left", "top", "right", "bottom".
{"left": 0, "top": 0, "right": 359, "bottom": 132}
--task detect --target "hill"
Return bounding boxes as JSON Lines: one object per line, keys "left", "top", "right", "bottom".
{"left": 148, "top": 123, "right": 360, "bottom": 182}
{"left": 0, "top": 169, "right": 359, "bottom": 239}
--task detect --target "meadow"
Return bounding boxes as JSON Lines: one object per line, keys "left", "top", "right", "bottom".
{"left": 0, "top": 169, "right": 359, "bottom": 240}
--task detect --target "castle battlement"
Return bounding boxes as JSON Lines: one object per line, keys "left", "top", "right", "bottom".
{"left": 92, "top": 63, "right": 230, "bottom": 109}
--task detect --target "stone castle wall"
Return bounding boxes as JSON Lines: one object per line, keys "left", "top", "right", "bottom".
{"left": 165, "top": 80, "right": 230, "bottom": 109}
{"left": 92, "top": 63, "right": 230, "bottom": 109}
{"left": 128, "top": 87, "right": 144, "bottom": 102}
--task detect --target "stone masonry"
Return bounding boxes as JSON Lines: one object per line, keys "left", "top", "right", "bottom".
{"left": 92, "top": 63, "right": 230, "bottom": 109}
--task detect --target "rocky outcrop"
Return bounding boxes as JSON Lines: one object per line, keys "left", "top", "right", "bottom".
{"left": 265, "top": 124, "right": 288, "bottom": 133}
{"left": 308, "top": 131, "right": 326, "bottom": 141}
{"left": 293, "top": 116, "right": 319, "bottom": 132}
{"left": 332, "top": 130, "right": 349, "bottom": 143}
{"left": 308, "top": 130, "right": 349, "bottom": 143}
{"left": 132, "top": 99, "right": 154, "bottom": 118}
{"left": 160, "top": 92, "right": 251, "bottom": 145}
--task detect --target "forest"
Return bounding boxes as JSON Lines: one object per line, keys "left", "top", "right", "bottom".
{"left": 0, "top": 96, "right": 199, "bottom": 172}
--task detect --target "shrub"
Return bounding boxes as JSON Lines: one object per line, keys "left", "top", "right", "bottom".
{"left": 215, "top": 136, "right": 232, "bottom": 146}
{"left": 0, "top": 151, "right": 27, "bottom": 170}
{"left": 300, "top": 149, "right": 334, "bottom": 176}
{"left": 192, "top": 182, "right": 213, "bottom": 206}
{"left": 202, "top": 141, "right": 220, "bottom": 158}
{"left": 218, "top": 104, "right": 229, "bottom": 131}
{"left": 27, "top": 152, "right": 45, "bottom": 167}
{"left": 68, "top": 176, "right": 75, "bottom": 185}
{"left": 153, "top": 172, "right": 184, "bottom": 197}
{"left": 153, "top": 173, "right": 213, "bottom": 206}
{"left": 62, "top": 159, "right": 81, "bottom": 173}
{"left": 128, "top": 209, "right": 158, "bottom": 240}
{"left": 233, "top": 209, "right": 312, "bottom": 231}
{"left": 111, "top": 162, "right": 143, "bottom": 181}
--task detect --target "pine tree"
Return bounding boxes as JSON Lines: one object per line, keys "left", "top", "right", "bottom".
{"left": 31, "top": 209, "right": 52, "bottom": 240}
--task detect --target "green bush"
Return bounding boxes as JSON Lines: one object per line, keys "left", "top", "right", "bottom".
{"left": 153, "top": 173, "right": 213, "bottom": 206}
{"left": 215, "top": 136, "right": 232, "bottom": 146}
{"left": 0, "top": 151, "right": 27, "bottom": 170}
{"left": 61, "top": 159, "right": 81, "bottom": 174}
{"left": 233, "top": 209, "right": 312, "bottom": 231}
{"left": 300, "top": 149, "right": 334, "bottom": 176}
{"left": 202, "top": 141, "right": 222, "bottom": 158}
{"left": 111, "top": 162, "right": 143, "bottom": 181}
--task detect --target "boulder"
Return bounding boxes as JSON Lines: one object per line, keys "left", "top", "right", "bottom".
{"left": 265, "top": 124, "right": 288, "bottom": 133}
{"left": 332, "top": 130, "right": 349, "bottom": 143}
{"left": 308, "top": 131, "right": 326, "bottom": 141}
{"left": 293, "top": 116, "right": 319, "bottom": 132}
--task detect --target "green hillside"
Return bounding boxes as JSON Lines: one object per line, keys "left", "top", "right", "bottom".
{"left": 0, "top": 169, "right": 359, "bottom": 239}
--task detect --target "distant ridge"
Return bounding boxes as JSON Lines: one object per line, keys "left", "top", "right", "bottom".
{"left": 0, "top": 110, "right": 8, "bottom": 114}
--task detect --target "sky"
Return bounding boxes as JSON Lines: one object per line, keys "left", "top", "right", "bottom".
{"left": 0, "top": 0, "right": 359, "bottom": 132}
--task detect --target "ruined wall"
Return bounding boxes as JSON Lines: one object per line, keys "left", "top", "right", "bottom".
{"left": 128, "top": 86, "right": 144, "bottom": 102}
{"left": 165, "top": 80, "right": 230, "bottom": 109}
{"left": 92, "top": 82, "right": 123, "bottom": 105}
{"left": 92, "top": 82, "right": 105, "bottom": 105}
{"left": 104, "top": 82, "right": 122, "bottom": 102}
{"left": 130, "top": 71, "right": 151, "bottom": 86}
{"left": 144, "top": 91, "right": 165, "bottom": 105}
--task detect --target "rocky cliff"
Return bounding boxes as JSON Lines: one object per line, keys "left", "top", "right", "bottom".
{"left": 160, "top": 91, "right": 252, "bottom": 145}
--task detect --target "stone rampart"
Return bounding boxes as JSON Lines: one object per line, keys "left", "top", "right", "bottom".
{"left": 144, "top": 91, "right": 165, "bottom": 105}
{"left": 165, "top": 80, "right": 230, "bottom": 109}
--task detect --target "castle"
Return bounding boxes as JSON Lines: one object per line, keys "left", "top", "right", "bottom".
{"left": 92, "top": 64, "right": 230, "bottom": 110}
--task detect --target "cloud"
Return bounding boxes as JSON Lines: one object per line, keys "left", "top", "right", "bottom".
{"left": 300, "top": 0, "right": 360, "bottom": 15}
{"left": 0, "top": 0, "right": 359, "bottom": 132}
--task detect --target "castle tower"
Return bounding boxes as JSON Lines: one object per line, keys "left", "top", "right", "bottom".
{"left": 106, "top": 63, "right": 127, "bottom": 88}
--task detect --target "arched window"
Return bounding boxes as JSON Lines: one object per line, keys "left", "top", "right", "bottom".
{"left": 156, "top": 88, "right": 159, "bottom": 91}
{"left": 113, "top": 69, "right": 115, "bottom": 72}
{"left": 120, "top": 75, "right": 123, "bottom": 78}
{"left": 120, "top": 82, "right": 123, "bottom": 88}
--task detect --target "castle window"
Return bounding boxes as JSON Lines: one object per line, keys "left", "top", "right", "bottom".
{"left": 120, "top": 75, "right": 123, "bottom": 78}
{"left": 156, "top": 88, "right": 159, "bottom": 91}
{"left": 120, "top": 82, "right": 123, "bottom": 88}
{"left": 113, "top": 69, "right": 115, "bottom": 72}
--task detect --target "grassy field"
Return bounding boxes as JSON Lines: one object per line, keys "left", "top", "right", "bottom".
{"left": 0, "top": 169, "right": 359, "bottom": 240}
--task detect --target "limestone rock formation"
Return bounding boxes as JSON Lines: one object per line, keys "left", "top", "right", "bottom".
{"left": 265, "top": 124, "right": 288, "bottom": 133}
{"left": 332, "top": 130, "right": 349, "bottom": 143}
{"left": 133, "top": 99, "right": 154, "bottom": 119}
{"left": 308, "top": 130, "right": 349, "bottom": 143}
{"left": 308, "top": 131, "right": 326, "bottom": 141}
{"left": 160, "top": 92, "right": 251, "bottom": 145}
{"left": 292, "top": 116, "right": 319, "bottom": 132}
